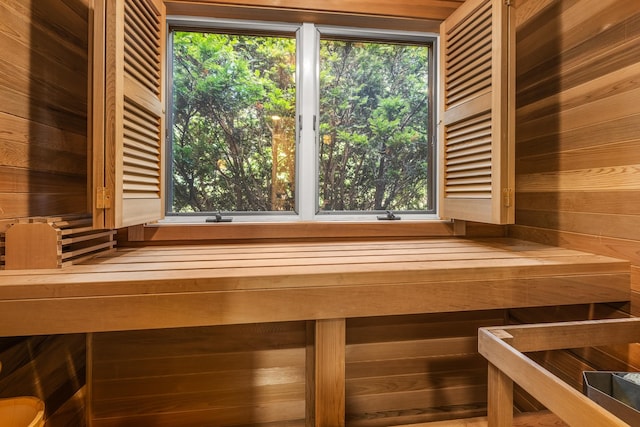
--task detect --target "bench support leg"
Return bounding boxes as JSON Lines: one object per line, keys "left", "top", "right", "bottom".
{"left": 488, "top": 362, "right": 513, "bottom": 427}
{"left": 306, "top": 318, "right": 346, "bottom": 427}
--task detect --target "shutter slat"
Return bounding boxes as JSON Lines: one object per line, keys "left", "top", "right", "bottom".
{"left": 124, "top": 10, "right": 160, "bottom": 63}
{"left": 446, "top": 49, "right": 491, "bottom": 86}
{"left": 447, "top": 68, "right": 492, "bottom": 100}
{"left": 124, "top": 163, "right": 160, "bottom": 178}
{"left": 446, "top": 20, "right": 492, "bottom": 71}
{"left": 446, "top": 132, "right": 491, "bottom": 149}
{"left": 447, "top": 0, "right": 492, "bottom": 44}
{"left": 125, "top": 0, "right": 160, "bottom": 47}
{"left": 124, "top": 0, "right": 161, "bottom": 95}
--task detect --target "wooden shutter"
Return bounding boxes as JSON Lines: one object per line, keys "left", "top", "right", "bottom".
{"left": 93, "top": 0, "right": 165, "bottom": 229}
{"left": 439, "top": 0, "right": 514, "bottom": 224}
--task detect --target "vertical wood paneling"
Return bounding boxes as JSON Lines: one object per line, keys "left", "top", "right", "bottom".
{"left": 0, "top": 2, "right": 90, "bottom": 426}
{"left": 511, "top": 1, "right": 640, "bottom": 312}
{"left": 0, "top": 0, "right": 90, "bottom": 219}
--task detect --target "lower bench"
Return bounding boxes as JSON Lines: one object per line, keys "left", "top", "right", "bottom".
{"left": 479, "top": 318, "right": 640, "bottom": 426}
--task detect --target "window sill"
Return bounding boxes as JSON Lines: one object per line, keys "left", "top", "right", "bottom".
{"left": 120, "top": 219, "right": 460, "bottom": 244}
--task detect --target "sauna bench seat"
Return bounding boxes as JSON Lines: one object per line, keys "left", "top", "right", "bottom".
{"left": 0, "top": 237, "right": 630, "bottom": 336}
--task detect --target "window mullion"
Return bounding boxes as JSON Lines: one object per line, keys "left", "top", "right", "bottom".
{"left": 297, "top": 23, "right": 319, "bottom": 220}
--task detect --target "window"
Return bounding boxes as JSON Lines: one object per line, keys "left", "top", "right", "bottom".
{"left": 166, "top": 20, "right": 436, "bottom": 220}
{"left": 318, "top": 37, "right": 433, "bottom": 213}
{"left": 169, "top": 30, "right": 297, "bottom": 213}
{"left": 94, "top": 0, "right": 514, "bottom": 230}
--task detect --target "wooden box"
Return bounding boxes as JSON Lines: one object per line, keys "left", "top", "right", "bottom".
{"left": 1, "top": 215, "right": 115, "bottom": 269}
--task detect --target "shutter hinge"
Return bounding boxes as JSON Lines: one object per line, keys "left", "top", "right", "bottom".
{"left": 502, "top": 188, "right": 513, "bottom": 207}
{"left": 504, "top": 0, "right": 512, "bottom": 6}
{"left": 96, "top": 187, "right": 112, "bottom": 209}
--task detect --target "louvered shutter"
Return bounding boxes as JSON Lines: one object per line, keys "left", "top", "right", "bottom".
{"left": 439, "top": 0, "right": 514, "bottom": 224}
{"left": 93, "top": 0, "right": 165, "bottom": 229}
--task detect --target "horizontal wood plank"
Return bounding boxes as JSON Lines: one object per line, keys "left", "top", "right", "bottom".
{"left": 516, "top": 191, "right": 640, "bottom": 216}
{"left": 164, "top": 0, "right": 463, "bottom": 23}
{"left": 515, "top": 209, "right": 640, "bottom": 241}
{"left": 399, "top": 410, "right": 567, "bottom": 426}
{"left": 122, "top": 221, "right": 456, "bottom": 243}
{"left": 0, "top": 192, "right": 88, "bottom": 220}
{"left": 91, "top": 399, "right": 304, "bottom": 427}
{"left": 91, "top": 321, "right": 306, "bottom": 425}
{"left": 516, "top": 112, "right": 640, "bottom": 159}
{"left": 0, "top": 0, "right": 89, "bottom": 220}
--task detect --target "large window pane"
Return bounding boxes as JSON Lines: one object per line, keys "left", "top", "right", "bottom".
{"left": 318, "top": 39, "right": 432, "bottom": 212}
{"left": 170, "top": 31, "right": 296, "bottom": 213}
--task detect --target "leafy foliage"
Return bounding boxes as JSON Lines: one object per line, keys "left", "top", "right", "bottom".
{"left": 170, "top": 31, "right": 432, "bottom": 214}
{"left": 319, "top": 40, "right": 431, "bottom": 211}
{"left": 171, "top": 32, "right": 296, "bottom": 212}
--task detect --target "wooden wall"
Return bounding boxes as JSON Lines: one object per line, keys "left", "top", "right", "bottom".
{"left": 89, "top": 313, "right": 507, "bottom": 427}
{"left": 345, "top": 311, "right": 505, "bottom": 426}
{"left": 88, "top": 305, "right": 632, "bottom": 426}
{"left": 510, "top": 0, "right": 640, "bottom": 314}
{"left": 0, "top": 2, "right": 90, "bottom": 426}
{"left": 0, "top": 0, "right": 89, "bottom": 220}
{"left": 510, "top": 0, "right": 640, "bottom": 412}
{"left": 90, "top": 322, "right": 308, "bottom": 427}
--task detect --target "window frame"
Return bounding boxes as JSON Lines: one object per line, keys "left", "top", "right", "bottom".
{"left": 164, "top": 16, "right": 439, "bottom": 223}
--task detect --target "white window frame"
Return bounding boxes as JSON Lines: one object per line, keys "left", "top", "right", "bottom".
{"left": 164, "top": 17, "right": 439, "bottom": 223}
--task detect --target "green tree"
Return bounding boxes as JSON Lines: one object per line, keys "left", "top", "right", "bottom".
{"left": 171, "top": 32, "right": 296, "bottom": 212}
{"left": 170, "top": 31, "right": 431, "bottom": 214}
{"left": 319, "top": 40, "right": 430, "bottom": 211}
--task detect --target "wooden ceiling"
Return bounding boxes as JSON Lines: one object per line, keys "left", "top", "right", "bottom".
{"left": 165, "top": 0, "right": 466, "bottom": 33}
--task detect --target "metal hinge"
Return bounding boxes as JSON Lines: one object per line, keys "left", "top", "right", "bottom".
{"left": 502, "top": 188, "right": 513, "bottom": 207}
{"left": 504, "top": 0, "right": 512, "bottom": 6}
{"left": 96, "top": 187, "right": 111, "bottom": 209}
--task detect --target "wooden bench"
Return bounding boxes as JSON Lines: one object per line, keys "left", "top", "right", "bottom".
{"left": 0, "top": 237, "right": 630, "bottom": 426}
{"left": 0, "top": 237, "right": 629, "bottom": 336}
